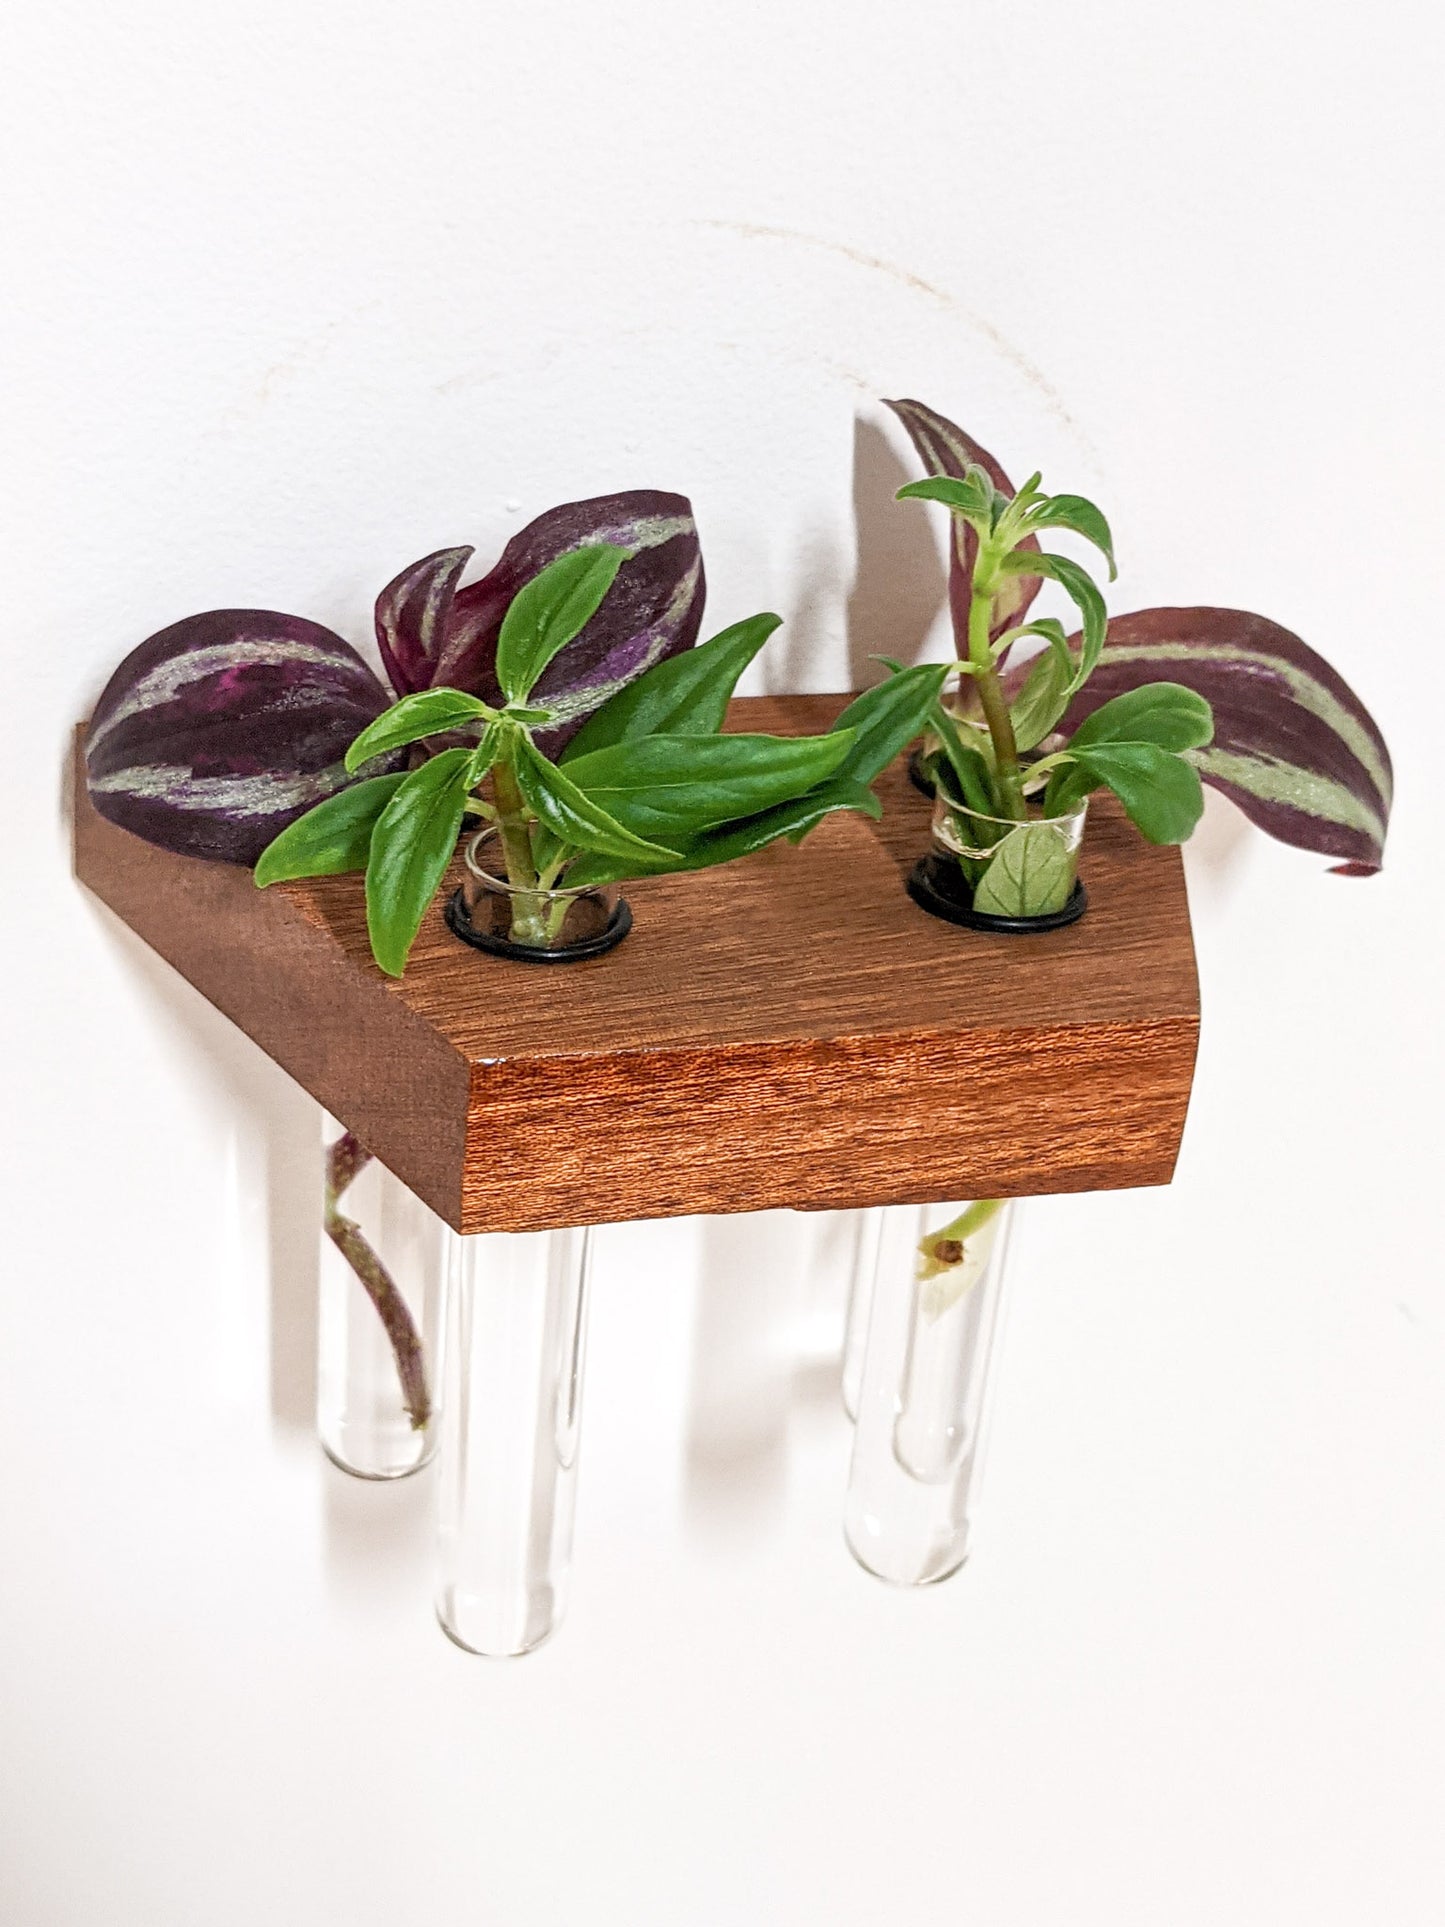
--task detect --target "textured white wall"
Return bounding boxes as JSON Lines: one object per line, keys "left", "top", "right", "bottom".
{"left": 2, "top": 2, "right": 1442, "bottom": 1922}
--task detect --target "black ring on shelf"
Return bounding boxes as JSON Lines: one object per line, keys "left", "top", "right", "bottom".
{"left": 906, "top": 856, "right": 1088, "bottom": 935}
{"left": 907, "top": 747, "right": 936, "bottom": 798}
{"left": 444, "top": 889, "right": 633, "bottom": 963}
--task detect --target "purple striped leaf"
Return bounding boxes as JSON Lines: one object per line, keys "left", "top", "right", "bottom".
{"left": 1051, "top": 607, "right": 1393, "bottom": 874}
{"left": 375, "top": 545, "right": 473, "bottom": 696}
{"left": 400, "top": 490, "right": 705, "bottom": 747}
{"left": 85, "top": 609, "right": 399, "bottom": 866}
{"left": 885, "top": 398, "right": 1043, "bottom": 653}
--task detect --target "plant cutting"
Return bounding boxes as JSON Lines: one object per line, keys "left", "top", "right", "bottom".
{"left": 843, "top": 1192, "right": 1014, "bottom": 1586}
{"left": 842, "top": 402, "right": 1398, "bottom": 1592}
{"left": 255, "top": 542, "right": 949, "bottom": 972}
{"left": 880, "top": 395, "right": 1394, "bottom": 1279}
{"left": 888, "top": 396, "right": 1393, "bottom": 888}
{"left": 891, "top": 460, "right": 1211, "bottom": 929}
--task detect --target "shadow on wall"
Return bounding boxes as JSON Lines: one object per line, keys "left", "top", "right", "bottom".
{"left": 322, "top": 1460, "right": 437, "bottom": 1621}
{"left": 95, "top": 911, "right": 449, "bottom": 1618}
{"left": 758, "top": 523, "right": 850, "bottom": 696}
{"left": 683, "top": 1207, "right": 854, "bottom": 1541}
{"left": 263, "top": 1090, "right": 322, "bottom": 1429}
{"left": 80, "top": 908, "right": 321, "bottom": 1433}
{"left": 845, "top": 414, "right": 948, "bottom": 690}
{"left": 85, "top": 911, "right": 440, "bottom": 1613}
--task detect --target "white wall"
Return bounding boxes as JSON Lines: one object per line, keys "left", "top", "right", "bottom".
{"left": 2, "top": 2, "right": 1441, "bottom": 1921}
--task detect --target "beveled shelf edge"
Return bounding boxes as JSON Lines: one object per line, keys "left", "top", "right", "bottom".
{"left": 450, "top": 1013, "right": 1200, "bottom": 1234}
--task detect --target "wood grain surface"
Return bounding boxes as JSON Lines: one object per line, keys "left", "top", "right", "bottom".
{"left": 72, "top": 696, "right": 1201, "bottom": 1232}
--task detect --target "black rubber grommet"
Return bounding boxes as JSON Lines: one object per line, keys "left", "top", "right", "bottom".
{"left": 906, "top": 856, "right": 1088, "bottom": 934}
{"left": 907, "top": 748, "right": 937, "bottom": 798}
{"left": 444, "top": 889, "right": 633, "bottom": 963}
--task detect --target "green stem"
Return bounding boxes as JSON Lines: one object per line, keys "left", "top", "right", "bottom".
{"left": 917, "top": 1197, "right": 1004, "bottom": 1283}
{"left": 967, "top": 559, "right": 1027, "bottom": 822}
{"left": 491, "top": 755, "right": 538, "bottom": 888}
{"left": 490, "top": 752, "right": 551, "bottom": 945}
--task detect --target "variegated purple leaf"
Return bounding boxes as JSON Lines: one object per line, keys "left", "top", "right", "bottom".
{"left": 375, "top": 545, "right": 474, "bottom": 696}
{"left": 85, "top": 609, "right": 399, "bottom": 866}
{"left": 1051, "top": 608, "right": 1393, "bottom": 874}
{"left": 885, "top": 398, "right": 1043, "bottom": 653}
{"left": 425, "top": 490, "right": 705, "bottom": 746}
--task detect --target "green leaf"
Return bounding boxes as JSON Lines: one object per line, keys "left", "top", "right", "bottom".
{"left": 344, "top": 688, "right": 491, "bottom": 773}
{"left": 562, "top": 779, "right": 882, "bottom": 889}
{"left": 828, "top": 663, "right": 951, "bottom": 786}
{"left": 994, "top": 614, "right": 1068, "bottom": 658}
{"left": 465, "top": 722, "right": 502, "bottom": 787}
{"left": 560, "top": 730, "right": 855, "bottom": 844}
{"left": 365, "top": 749, "right": 474, "bottom": 977}
{"left": 1042, "top": 758, "right": 1090, "bottom": 817}
{"left": 1010, "top": 649, "right": 1072, "bottom": 754}
{"left": 896, "top": 473, "right": 993, "bottom": 529}
{"left": 1047, "top": 742, "right": 1205, "bottom": 843}
{"left": 1011, "top": 471, "right": 1045, "bottom": 510}
{"left": 1000, "top": 550, "right": 1108, "bottom": 680}
{"left": 495, "top": 542, "right": 627, "bottom": 703}
{"left": 1065, "top": 682, "right": 1214, "bottom": 754}
{"left": 511, "top": 732, "right": 680, "bottom": 865}
{"left": 972, "top": 821, "right": 1077, "bottom": 917}
{"left": 561, "top": 612, "right": 781, "bottom": 762}
{"left": 254, "top": 772, "right": 409, "bottom": 887}
{"left": 932, "top": 704, "right": 999, "bottom": 814}
{"left": 1023, "top": 493, "right": 1117, "bottom": 578}
{"left": 784, "top": 778, "right": 885, "bottom": 842}
{"left": 692, "top": 778, "right": 880, "bottom": 863}
{"left": 1006, "top": 621, "right": 1076, "bottom": 752}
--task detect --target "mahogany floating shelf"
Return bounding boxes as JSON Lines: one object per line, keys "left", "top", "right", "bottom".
{"left": 72, "top": 695, "right": 1200, "bottom": 1234}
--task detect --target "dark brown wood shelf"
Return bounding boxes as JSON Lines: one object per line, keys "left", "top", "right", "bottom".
{"left": 73, "top": 695, "right": 1200, "bottom": 1233}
